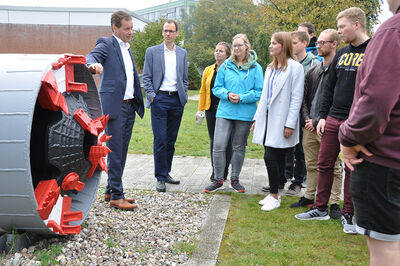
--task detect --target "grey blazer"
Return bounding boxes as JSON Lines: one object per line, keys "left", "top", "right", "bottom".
{"left": 142, "top": 42, "right": 189, "bottom": 108}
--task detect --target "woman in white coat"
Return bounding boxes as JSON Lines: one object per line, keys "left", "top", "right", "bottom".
{"left": 252, "top": 32, "right": 304, "bottom": 211}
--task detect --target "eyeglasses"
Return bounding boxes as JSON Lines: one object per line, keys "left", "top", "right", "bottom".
{"left": 163, "top": 30, "right": 176, "bottom": 33}
{"left": 316, "top": 40, "right": 334, "bottom": 46}
{"left": 233, "top": 43, "right": 246, "bottom": 48}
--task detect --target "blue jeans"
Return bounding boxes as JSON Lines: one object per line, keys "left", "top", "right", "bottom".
{"left": 205, "top": 107, "right": 232, "bottom": 176}
{"left": 213, "top": 118, "right": 252, "bottom": 182}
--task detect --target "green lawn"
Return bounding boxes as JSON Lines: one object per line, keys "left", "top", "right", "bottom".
{"left": 129, "top": 91, "right": 368, "bottom": 265}
{"left": 218, "top": 193, "right": 368, "bottom": 265}
{"left": 129, "top": 91, "right": 265, "bottom": 159}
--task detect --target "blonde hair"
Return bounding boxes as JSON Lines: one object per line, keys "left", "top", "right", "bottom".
{"left": 336, "top": 7, "right": 366, "bottom": 31}
{"left": 270, "top": 32, "right": 295, "bottom": 71}
{"left": 320, "top": 29, "right": 341, "bottom": 45}
{"left": 232, "top": 33, "right": 251, "bottom": 63}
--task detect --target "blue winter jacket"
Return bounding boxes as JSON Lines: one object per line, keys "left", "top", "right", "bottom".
{"left": 212, "top": 50, "right": 263, "bottom": 122}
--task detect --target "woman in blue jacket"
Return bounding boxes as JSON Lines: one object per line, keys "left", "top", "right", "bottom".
{"left": 252, "top": 32, "right": 304, "bottom": 211}
{"left": 204, "top": 33, "right": 263, "bottom": 193}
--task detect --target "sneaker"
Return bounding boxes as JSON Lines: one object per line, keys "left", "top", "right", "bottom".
{"left": 261, "top": 195, "right": 281, "bottom": 211}
{"left": 285, "top": 183, "right": 301, "bottom": 196}
{"left": 330, "top": 204, "right": 342, "bottom": 219}
{"left": 259, "top": 195, "right": 271, "bottom": 205}
{"left": 341, "top": 213, "right": 357, "bottom": 234}
{"left": 295, "top": 207, "right": 330, "bottom": 220}
{"left": 229, "top": 179, "right": 245, "bottom": 193}
{"left": 290, "top": 196, "right": 314, "bottom": 208}
{"left": 204, "top": 181, "right": 224, "bottom": 193}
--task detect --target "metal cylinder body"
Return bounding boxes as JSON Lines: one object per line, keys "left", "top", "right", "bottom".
{"left": 0, "top": 54, "right": 107, "bottom": 235}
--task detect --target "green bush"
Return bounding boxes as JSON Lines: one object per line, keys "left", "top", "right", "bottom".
{"left": 188, "top": 62, "right": 201, "bottom": 90}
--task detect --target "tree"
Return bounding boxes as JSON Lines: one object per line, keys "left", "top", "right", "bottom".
{"left": 259, "top": 0, "right": 381, "bottom": 35}
{"left": 188, "top": 62, "right": 201, "bottom": 90}
{"left": 188, "top": 0, "right": 262, "bottom": 69}
{"left": 252, "top": 31, "right": 271, "bottom": 70}
{"left": 131, "top": 19, "right": 185, "bottom": 72}
{"left": 180, "top": 4, "right": 197, "bottom": 40}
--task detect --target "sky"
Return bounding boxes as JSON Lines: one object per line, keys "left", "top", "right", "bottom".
{"left": 0, "top": 0, "right": 393, "bottom": 31}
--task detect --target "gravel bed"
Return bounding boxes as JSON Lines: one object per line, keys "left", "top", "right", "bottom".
{"left": 1, "top": 189, "right": 212, "bottom": 265}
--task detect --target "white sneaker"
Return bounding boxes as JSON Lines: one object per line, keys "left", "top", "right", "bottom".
{"left": 259, "top": 195, "right": 269, "bottom": 205}
{"left": 261, "top": 195, "right": 281, "bottom": 211}
{"left": 259, "top": 194, "right": 275, "bottom": 205}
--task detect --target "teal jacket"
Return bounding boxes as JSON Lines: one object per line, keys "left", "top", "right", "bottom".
{"left": 212, "top": 50, "right": 263, "bottom": 121}
{"left": 302, "top": 52, "right": 319, "bottom": 74}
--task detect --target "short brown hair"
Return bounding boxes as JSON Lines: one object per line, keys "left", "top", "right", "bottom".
{"left": 336, "top": 7, "right": 366, "bottom": 31}
{"left": 164, "top": 19, "right": 179, "bottom": 32}
{"left": 217, "top": 41, "right": 231, "bottom": 58}
{"left": 290, "top": 31, "right": 310, "bottom": 44}
{"left": 111, "top": 10, "right": 132, "bottom": 28}
{"left": 299, "top": 22, "right": 316, "bottom": 35}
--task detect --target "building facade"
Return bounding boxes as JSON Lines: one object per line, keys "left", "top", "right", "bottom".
{"left": 135, "top": 0, "right": 199, "bottom": 22}
{"left": 0, "top": 5, "right": 147, "bottom": 55}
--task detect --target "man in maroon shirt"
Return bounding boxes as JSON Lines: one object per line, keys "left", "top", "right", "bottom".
{"left": 339, "top": 0, "right": 400, "bottom": 264}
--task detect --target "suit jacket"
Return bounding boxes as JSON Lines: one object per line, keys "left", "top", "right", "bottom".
{"left": 86, "top": 36, "right": 144, "bottom": 119}
{"left": 253, "top": 59, "right": 304, "bottom": 148}
{"left": 142, "top": 42, "right": 188, "bottom": 108}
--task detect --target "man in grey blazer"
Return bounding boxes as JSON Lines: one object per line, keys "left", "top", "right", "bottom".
{"left": 142, "top": 20, "right": 188, "bottom": 192}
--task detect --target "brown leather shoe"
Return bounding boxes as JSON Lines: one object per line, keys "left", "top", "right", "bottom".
{"left": 104, "top": 194, "right": 135, "bottom": 203}
{"left": 109, "top": 199, "right": 137, "bottom": 210}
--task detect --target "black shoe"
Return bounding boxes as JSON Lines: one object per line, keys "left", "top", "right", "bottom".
{"left": 165, "top": 175, "right": 180, "bottom": 185}
{"left": 330, "top": 203, "right": 342, "bottom": 219}
{"left": 290, "top": 196, "right": 314, "bottom": 208}
{"left": 156, "top": 180, "right": 166, "bottom": 192}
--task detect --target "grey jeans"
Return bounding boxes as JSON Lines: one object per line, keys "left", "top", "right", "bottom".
{"left": 213, "top": 117, "right": 252, "bottom": 182}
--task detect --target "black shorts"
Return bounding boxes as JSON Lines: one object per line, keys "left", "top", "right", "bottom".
{"left": 351, "top": 160, "right": 400, "bottom": 241}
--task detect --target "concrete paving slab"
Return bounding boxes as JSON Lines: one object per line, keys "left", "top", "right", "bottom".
{"left": 101, "top": 154, "right": 269, "bottom": 194}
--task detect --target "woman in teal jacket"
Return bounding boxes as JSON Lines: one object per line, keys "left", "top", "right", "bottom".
{"left": 205, "top": 33, "right": 263, "bottom": 193}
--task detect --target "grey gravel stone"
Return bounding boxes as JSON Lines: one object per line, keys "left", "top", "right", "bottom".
{"left": 2, "top": 188, "right": 211, "bottom": 265}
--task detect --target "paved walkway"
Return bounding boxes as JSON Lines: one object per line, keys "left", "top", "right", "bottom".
{"left": 100, "top": 154, "right": 269, "bottom": 194}
{"left": 100, "top": 154, "right": 269, "bottom": 265}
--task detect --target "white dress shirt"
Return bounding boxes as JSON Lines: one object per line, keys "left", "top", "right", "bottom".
{"left": 113, "top": 35, "right": 134, "bottom": 100}
{"left": 159, "top": 43, "right": 177, "bottom": 92}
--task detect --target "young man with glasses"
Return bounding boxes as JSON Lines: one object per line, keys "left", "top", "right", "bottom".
{"left": 291, "top": 29, "right": 343, "bottom": 221}
{"left": 295, "top": 7, "right": 370, "bottom": 235}
{"left": 142, "top": 20, "right": 189, "bottom": 192}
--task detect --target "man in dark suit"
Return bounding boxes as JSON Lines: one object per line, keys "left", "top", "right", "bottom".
{"left": 86, "top": 10, "right": 144, "bottom": 210}
{"left": 142, "top": 20, "right": 188, "bottom": 192}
